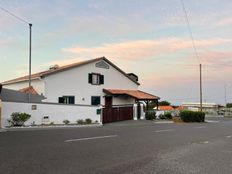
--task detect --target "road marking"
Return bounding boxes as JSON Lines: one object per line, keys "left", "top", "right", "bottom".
{"left": 202, "top": 141, "right": 209, "bottom": 144}
{"left": 194, "top": 126, "right": 206, "bottom": 129}
{"left": 64, "top": 135, "right": 118, "bottom": 142}
{"left": 155, "top": 129, "right": 175, "bottom": 133}
{"left": 226, "top": 135, "right": 232, "bottom": 138}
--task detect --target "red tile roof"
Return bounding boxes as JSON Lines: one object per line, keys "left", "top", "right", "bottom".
{"left": 2, "top": 57, "right": 140, "bottom": 85}
{"left": 159, "top": 106, "right": 174, "bottom": 111}
{"left": 103, "top": 89, "right": 160, "bottom": 100}
{"left": 175, "top": 106, "right": 185, "bottom": 111}
{"left": 19, "top": 86, "right": 38, "bottom": 95}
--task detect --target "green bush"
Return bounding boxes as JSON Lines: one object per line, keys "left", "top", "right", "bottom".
{"left": 85, "top": 118, "right": 92, "bottom": 124}
{"left": 159, "top": 114, "right": 166, "bottom": 119}
{"left": 180, "top": 110, "right": 205, "bottom": 122}
{"left": 164, "top": 112, "right": 172, "bottom": 119}
{"left": 145, "top": 110, "right": 156, "bottom": 120}
{"left": 8, "top": 112, "right": 31, "bottom": 127}
{"left": 63, "top": 120, "right": 70, "bottom": 125}
{"left": 77, "top": 119, "right": 84, "bottom": 125}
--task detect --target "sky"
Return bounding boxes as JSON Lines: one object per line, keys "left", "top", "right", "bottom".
{"left": 0, "top": 0, "right": 232, "bottom": 105}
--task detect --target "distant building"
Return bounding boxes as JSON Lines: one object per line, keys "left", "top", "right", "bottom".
{"left": 154, "top": 105, "right": 178, "bottom": 117}
{"left": 181, "top": 102, "right": 221, "bottom": 115}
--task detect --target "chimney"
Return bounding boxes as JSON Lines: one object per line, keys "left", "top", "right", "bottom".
{"left": 127, "top": 73, "right": 138, "bottom": 82}
{"left": 49, "top": 64, "right": 59, "bottom": 70}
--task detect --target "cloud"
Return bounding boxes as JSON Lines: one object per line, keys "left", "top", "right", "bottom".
{"left": 215, "top": 17, "right": 232, "bottom": 27}
{"left": 201, "top": 51, "right": 232, "bottom": 66}
{"left": 62, "top": 38, "right": 232, "bottom": 61}
{"left": 44, "top": 57, "right": 86, "bottom": 67}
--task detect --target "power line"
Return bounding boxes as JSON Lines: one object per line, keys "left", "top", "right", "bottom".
{"left": 180, "top": 0, "right": 201, "bottom": 64}
{"left": 0, "top": 6, "right": 29, "bottom": 24}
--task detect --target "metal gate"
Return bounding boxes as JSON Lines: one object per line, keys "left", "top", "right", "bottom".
{"left": 102, "top": 105, "right": 133, "bottom": 124}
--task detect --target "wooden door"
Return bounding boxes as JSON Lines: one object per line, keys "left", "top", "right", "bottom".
{"left": 105, "top": 96, "right": 112, "bottom": 107}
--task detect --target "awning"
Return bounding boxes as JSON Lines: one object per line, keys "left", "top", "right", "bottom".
{"left": 103, "top": 89, "right": 160, "bottom": 100}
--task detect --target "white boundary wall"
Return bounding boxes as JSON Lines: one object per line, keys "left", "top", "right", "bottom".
{"left": 1, "top": 101, "right": 101, "bottom": 128}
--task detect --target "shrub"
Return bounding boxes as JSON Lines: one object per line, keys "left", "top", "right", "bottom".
{"left": 159, "top": 114, "right": 166, "bottom": 119}
{"left": 63, "top": 120, "right": 70, "bottom": 125}
{"left": 145, "top": 110, "right": 156, "bottom": 120}
{"left": 49, "top": 122, "right": 54, "bottom": 125}
{"left": 76, "top": 119, "right": 84, "bottom": 125}
{"left": 85, "top": 118, "right": 92, "bottom": 124}
{"left": 8, "top": 112, "right": 31, "bottom": 127}
{"left": 180, "top": 110, "right": 205, "bottom": 122}
{"left": 164, "top": 112, "right": 172, "bottom": 119}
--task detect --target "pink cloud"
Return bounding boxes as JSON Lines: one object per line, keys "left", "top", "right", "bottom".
{"left": 215, "top": 17, "right": 232, "bottom": 27}
{"left": 63, "top": 38, "right": 231, "bottom": 61}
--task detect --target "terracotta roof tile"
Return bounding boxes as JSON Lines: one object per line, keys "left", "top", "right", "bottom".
{"left": 159, "top": 106, "right": 174, "bottom": 111}
{"left": 103, "top": 89, "right": 160, "bottom": 100}
{"left": 175, "top": 106, "right": 185, "bottom": 111}
{"left": 19, "top": 86, "right": 38, "bottom": 95}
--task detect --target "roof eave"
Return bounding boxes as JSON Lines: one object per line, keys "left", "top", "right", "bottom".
{"left": 2, "top": 77, "right": 41, "bottom": 85}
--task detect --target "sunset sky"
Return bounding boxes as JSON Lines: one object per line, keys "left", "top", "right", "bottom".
{"left": 0, "top": 0, "right": 232, "bottom": 105}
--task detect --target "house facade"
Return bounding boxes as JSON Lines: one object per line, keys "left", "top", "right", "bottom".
{"left": 2, "top": 57, "right": 159, "bottom": 115}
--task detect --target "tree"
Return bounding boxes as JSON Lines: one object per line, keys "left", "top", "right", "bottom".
{"left": 158, "top": 100, "right": 171, "bottom": 106}
{"left": 226, "top": 103, "right": 232, "bottom": 108}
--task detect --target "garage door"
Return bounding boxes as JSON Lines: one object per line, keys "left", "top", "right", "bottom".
{"left": 102, "top": 105, "right": 133, "bottom": 124}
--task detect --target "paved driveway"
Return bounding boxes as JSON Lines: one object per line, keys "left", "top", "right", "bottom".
{"left": 1, "top": 117, "right": 232, "bottom": 174}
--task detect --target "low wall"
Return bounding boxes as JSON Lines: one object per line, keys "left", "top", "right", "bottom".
{"left": 1, "top": 101, "right": 101, "bottom": 127}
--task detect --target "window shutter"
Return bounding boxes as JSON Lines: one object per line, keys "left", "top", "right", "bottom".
{"left": 58, "top": 97, "right": 64, "bottom": 103}
{"left": 69, "top": 96, "right": 75, "bottom": 104}
{"left": 88, "top": 73, "right": 92, "bottom": 83}
{"left": 100, "top": 75, "right": 104, "bottom": 84}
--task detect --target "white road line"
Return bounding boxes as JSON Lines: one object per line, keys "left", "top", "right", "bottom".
{"left": 155, "top": 129, "right": 175, "bottom": 133}
{"left": 226, "top": 135, "right": 232, "bottom": 138}
{"left": 194, "top": 126, "right": 206, "bottom": 129}
{"left": 202, "top": 141, "right": 209, "bottom": 144}
{"left": 64, "top": 135, "right": 118, "bottom": 142}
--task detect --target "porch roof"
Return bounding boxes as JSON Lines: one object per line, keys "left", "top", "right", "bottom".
{"left": 103, "top": 89, "right": 160, "bottom": 100}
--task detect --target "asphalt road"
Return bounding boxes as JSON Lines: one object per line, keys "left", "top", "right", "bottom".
{"left": 1, "top": 117, "right": 232, "bottom": 174}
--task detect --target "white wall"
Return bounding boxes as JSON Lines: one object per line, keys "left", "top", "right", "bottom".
{"left": 44, "top": 60, "right": 138, "bottom": 105}
{"left": 1, "top": 101, "right": 101, "bottom": 127}
{"left": 3, "top": 79, "right": 45, "bottom": 95}
{"left": 113, "top": 96, "right": 135, "bottom": 105}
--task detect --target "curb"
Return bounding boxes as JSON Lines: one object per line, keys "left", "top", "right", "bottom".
{"left": 4, "top": 124, "right": 103, "bottom": 131}
{"left": 153, "top": 121, "right": 174, "bottom": 124}
{"left": 0, "top": 129, "right": 7, "bottom": 133}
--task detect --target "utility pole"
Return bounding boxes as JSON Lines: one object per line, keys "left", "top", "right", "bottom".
{"left": 200, "top": 64, "right": 203, "bottom": 112}
{"left": 224, "top": 84, "right": 227, "bottom": 106}
{"left": 28, "top": 23, "right": 32, "bottom": 103}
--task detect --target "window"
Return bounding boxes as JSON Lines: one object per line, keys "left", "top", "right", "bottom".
{"left": 88, "top": 73, "right": 104, "bottom": 85}
{"left": 91, "top": 96, "right": 101, "bottom": 105}
{"left": 58, "top": 96, "right": 75, "bottom": 104}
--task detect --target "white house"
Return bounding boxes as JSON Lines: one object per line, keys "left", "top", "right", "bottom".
{"left": 1, "top": 57, "right": 160, "bottom": 124}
